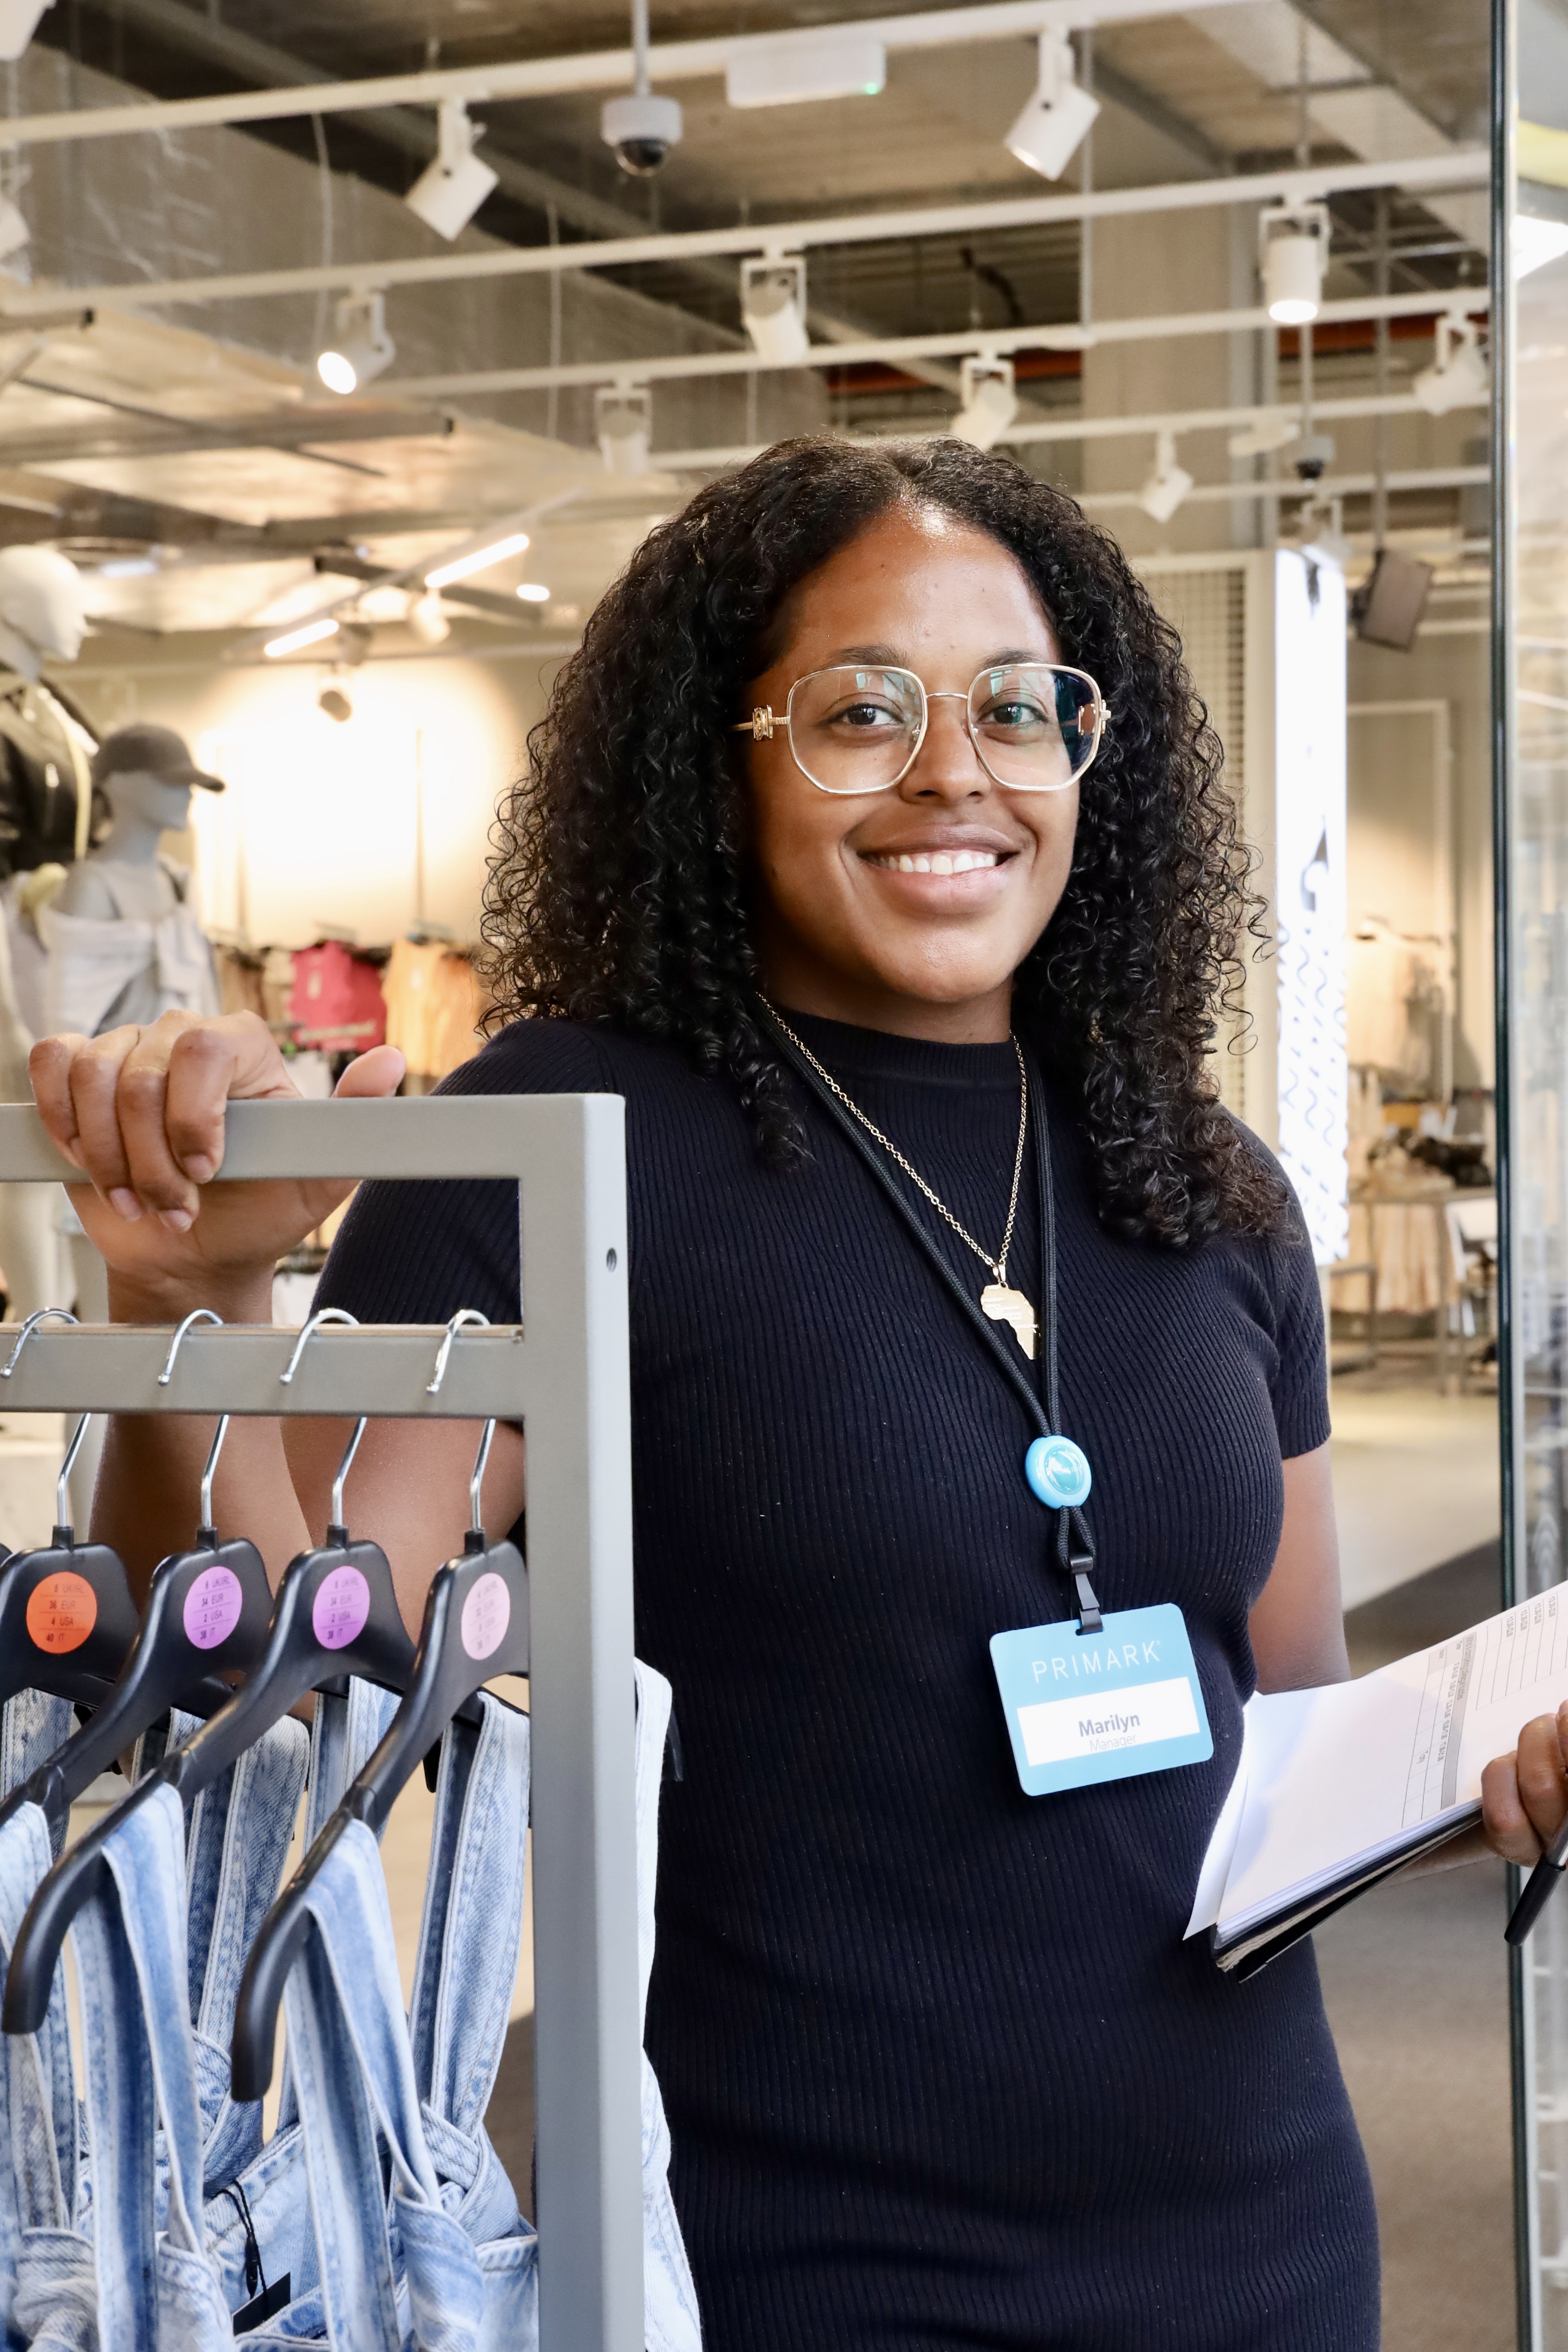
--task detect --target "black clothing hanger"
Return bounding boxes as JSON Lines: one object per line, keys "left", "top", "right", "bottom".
{"left": 230, "top": 1421, "right": 527, "bottom": 2101}
{"left": 0, "top": 1414, "right": 140, "bottom": 1712}
{"left": 1, "top": 1414, "right": 276, "bottom": 2028}
{"left": 2, "top": 1423, "right": 417, "bottom": 2036}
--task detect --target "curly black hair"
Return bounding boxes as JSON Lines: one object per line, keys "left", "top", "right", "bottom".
{"left": 481, "top": 434, "right": 1285, "bottom": 1248}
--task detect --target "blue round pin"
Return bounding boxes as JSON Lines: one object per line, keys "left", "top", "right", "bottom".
{"left": 1024, "top": 1434, "right": 1092, "bottom": 1510}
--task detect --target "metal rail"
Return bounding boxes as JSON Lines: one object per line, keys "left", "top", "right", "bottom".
{"left": 0, "top": 1095, "right": 642, "bottom": 2352}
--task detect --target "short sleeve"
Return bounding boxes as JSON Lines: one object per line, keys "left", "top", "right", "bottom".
{"left": 313, "top": 1018, "right": 613, "bottom": 1329}
{"left": 1266, "top": 1215, "right": 1330, "bottom": 1460}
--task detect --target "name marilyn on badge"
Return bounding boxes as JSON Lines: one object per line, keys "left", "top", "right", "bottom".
{"left": 989, "top": 1602, "right": 1213, "bottom": 1796}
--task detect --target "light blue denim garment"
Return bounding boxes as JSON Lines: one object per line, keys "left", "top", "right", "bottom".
{"left": 65, "top": 1781, "right": 231, "bottom": 2351}
{"left": 0, "top": 1801, "right": 81, "bottom": 2352}
{"left": 243, "top": 1666, "right": 702, "bottom": 2352}
{"left": 242, "top": 1692, "right": 537, "bottom": 2352}
{"left": 0, "top": 1697, "right": 79, "bottom": 1809}
{"left": 201, "top": 1677, "right": 401, "bottom": 2317}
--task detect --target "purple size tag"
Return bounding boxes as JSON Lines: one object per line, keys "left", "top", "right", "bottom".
{"left": 183, "top": 1565, "right": 243, "bottom": 1651}
{"left": 312, "top": 1564, "right": 371, "bottom": 1652}
{"left": 460, "top": 1571, "right": 511, "bottom": 1663}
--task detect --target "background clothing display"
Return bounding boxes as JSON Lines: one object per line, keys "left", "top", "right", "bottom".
{"left": 317, "top": 1013, "right": 1379, "bottom": 2352}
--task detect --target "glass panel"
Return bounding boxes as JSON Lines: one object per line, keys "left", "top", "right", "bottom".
{"left": 1505, "top": 1, "right": 1568, "bottom": 2338}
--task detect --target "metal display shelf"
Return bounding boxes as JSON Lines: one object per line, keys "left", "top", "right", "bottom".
{"left": 0, "top": 1094, "right": 642, "bottom": 2352}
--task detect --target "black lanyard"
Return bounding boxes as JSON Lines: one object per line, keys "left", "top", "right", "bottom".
{"left": 753, "top": 999, "right": 1103, "bottom": 1632}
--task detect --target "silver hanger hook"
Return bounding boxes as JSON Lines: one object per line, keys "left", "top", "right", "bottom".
{"left": 198, "top": 1414, "right": 231, "bottom": 1541}
{"left": 279, "top": 1306, "right": 359, "bottom": 1387}
{"left": 426, "top": 1308, "right": 489, "bottom": 1398}
{"left": 0, "top": 1307, "right": 78, "bottom": 1379}
{"left": 55, "top": 1411, "right": 92, "bottom": 1536}
{"left": 157, "top": 1307, "right": 222, "bottom": 1389}
{"left": 469, "top": 1417, "right": 497, "bottom": 1540}
{"left": 330, "top": 1417, "right": 368, "bottom": 1539}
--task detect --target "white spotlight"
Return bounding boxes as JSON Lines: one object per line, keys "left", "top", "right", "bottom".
{"left": 952, "top": 355, "right": 1018, "bottom": 451}
{"left": 356, "top": 583, "right": 414, "bottom": 625}
{"left": 405, "top": 99, "right": 498, "bottom": 242}
{"left": 726, "top": 32, "right": 885, "bottom": 108}
{"left": 1260, "top": 203, "right": 1330, "bottom": 325}
{"left": 0, "top": 0, "right": 52, "bottom": 61}
{"left": 1227, "top": 414, "right": 1299, "bottom": 459}
{"left": 515, "top": 582, "right": 551, "bottom": 603}
{"left": 1412, "top": 313, "right": 1490, "bottom": 416}
{"left": 409, "top": 592, "right": 450, "bottom": 646}
{"left": 1137, "top": 430, "right": 1192, "bottom": 525}
{"left": 596, "top": 385, "right": 653, "bottom": 476}
{"left": 1514, "top": 214, "right": 1568, "bottom": 279}
{"left": 741, "top": 255, "right": 810, "bottom": 366}
{"left": 1005, "top": 31, "right": 1100, "bottom": 183}
{"left": 316, "top": 292, "right": 395, "bottom": 395}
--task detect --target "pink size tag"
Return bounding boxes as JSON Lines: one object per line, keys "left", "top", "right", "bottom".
{"left": 460, "top": 1571, "right": 511, "bottom": 1663}
{"left": 183, "top": 1565, "right": 243, "bottom": 1651}
{"left": 312, "top": 1565, "right": 370, "bottom": 1652}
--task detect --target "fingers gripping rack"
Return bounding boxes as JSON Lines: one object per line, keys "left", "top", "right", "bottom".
{"left": 0, "top": 1095, "right": 642, "bottom": 2352}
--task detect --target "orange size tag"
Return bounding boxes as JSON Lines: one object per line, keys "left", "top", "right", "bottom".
{"left": 25, "top": 1570, "right": 98, "bottom": 1656}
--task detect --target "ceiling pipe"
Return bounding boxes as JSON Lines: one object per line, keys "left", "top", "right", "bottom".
{"left": 0, "top": 0, "right": 1270, "bottom": 151}
{"left": 386, "top": 289, "right": 1489, "bottom": 400}
{"left": 0, "top": 150, "right": 1488, "bottom": 319}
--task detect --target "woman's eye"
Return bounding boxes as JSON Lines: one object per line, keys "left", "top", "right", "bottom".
{"left": 983, "top": 700, "right": 1049, "bottom": 730}
{"left": 830, "top": 700, "right": 903, "bottom": 730}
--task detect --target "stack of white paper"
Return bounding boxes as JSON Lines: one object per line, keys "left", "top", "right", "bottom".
{"left": 1188, "top": 1582, "right": 1568, "bottom": 1973}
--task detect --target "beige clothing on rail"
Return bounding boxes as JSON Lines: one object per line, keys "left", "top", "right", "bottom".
{"left": 382, "top": 938, "right": 486, "bottom": 1078}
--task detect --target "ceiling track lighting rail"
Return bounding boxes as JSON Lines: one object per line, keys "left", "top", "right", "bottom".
{"left": 385, "top": 290, "right": 1488, "bottom": 403}
{"left": 0, "top": 0, "right": 1274, "bottom": 152}
{"left": 0, "top": 151, "right": 1488, "bottom": 320}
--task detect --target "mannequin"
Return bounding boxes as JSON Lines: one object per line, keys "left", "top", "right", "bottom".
{"left": 44, "top": 724, "right": 223, "bottom": 1036}
{"left": 0, "top": 547, "right": 90, "bottom": 682}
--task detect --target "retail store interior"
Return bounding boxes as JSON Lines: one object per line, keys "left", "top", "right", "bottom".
{"left": 0, "top": 0, "right": 1511, "bottom": 2343}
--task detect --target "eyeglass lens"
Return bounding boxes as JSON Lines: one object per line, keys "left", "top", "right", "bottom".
{"left": 785, "top": 664, "right": 1099, "bottom": 795}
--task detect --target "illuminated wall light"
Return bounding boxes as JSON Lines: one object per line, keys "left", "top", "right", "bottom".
{"left": 409, "top": 592, "right": 450, "bottom": 646}
{"left": 741, "top": 255, "right": 810, "bottom": 366}
{"left": 424, "top": 531, "right": 531, "bottom": 590}
{"left": 951, "top": 355, "right": 1018, "bottom": 450}
{"left": 404, "top": 98, "right": 498, "bottom": 241}
{"left": 316, "top": 291, "right": 395, "bottom": 396}
{"left": 1005, "top": 32, "right": 1100, "bottom": 183}
{"left": 515, "top": 582, "right": 551, "bottom": 603}
{"left": 725, "top": 32, "right": 886, "bottom": 107}
{"left": 1260, "top": 203, "right": 1330, "bottom": 325}
{"left": 264, "top": 615, "right": 340, "bottom": 660}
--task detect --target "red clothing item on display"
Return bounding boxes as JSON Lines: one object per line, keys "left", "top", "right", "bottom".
{"left": 286, "top": 940, "right": 387, "bottom": 1052}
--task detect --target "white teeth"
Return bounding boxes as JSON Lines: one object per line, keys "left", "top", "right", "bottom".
{"left": 871, "top": 849, "right": 1002, "bottom": 874}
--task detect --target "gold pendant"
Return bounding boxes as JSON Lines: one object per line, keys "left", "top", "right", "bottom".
{"left": 980, "top": 1283, "right": 1037, "bottom": 1360}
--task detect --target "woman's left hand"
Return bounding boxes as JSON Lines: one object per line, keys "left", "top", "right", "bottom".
{"left": 1481, "top": 1703, "right": 1568, "bottom": 1861}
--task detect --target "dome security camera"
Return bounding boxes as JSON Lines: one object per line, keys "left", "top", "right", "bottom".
{"left": 1285, "top": 431, "right": 1336, "bottom": 483}
{"left": 600, "top": 91, "right": 683, "bottom": 177}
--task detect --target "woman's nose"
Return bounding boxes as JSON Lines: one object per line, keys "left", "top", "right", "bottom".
{"left": 903, "top": 695, "right": 986, "bottom": 799}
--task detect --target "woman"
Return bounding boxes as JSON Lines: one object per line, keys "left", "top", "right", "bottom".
{"left": 30, "top": 436, "right": 1566, "bottom": 2351}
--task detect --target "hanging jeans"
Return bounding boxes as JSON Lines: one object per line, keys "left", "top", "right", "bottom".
{"left": 243, "top": 1664, "right": 702, "bottom": 2352}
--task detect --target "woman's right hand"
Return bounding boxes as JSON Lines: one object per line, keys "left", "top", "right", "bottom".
{"left": 28, "top": 1010, "right": 406, "bottom": 1315}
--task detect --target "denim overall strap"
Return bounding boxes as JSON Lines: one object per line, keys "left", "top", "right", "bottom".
{"left": 190, "top": 1715, "right": 311, "bottom": 2193}
{"left": 0, "top": 1804, "right": 79, "bottom": 2351}
{"left": 631, "top": 1664, "right": 704, "bottom": 2352}
{"left": 407, "top": 1696, "right": 531, "bottom": 2240}
{"left": 280, "top": 1819, "right": 487, "bottom": 2352}
{"left": 69, "top": 1782, "right": 230, "bottom": 2352}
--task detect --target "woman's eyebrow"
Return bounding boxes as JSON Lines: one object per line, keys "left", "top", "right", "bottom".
{"left": 816, "top": 643, "right": 1056, "bottom": 669}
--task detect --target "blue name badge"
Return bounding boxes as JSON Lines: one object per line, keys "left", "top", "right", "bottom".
{"left": 989, "top": 1604, "right": 1212, "bottom": 1797}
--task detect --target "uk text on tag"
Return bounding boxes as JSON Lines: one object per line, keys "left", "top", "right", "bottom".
{"left": 989, "top": 1603, "right": 1212, "bottom": 1796}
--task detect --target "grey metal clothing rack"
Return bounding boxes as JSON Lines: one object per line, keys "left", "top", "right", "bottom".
{"left": 0, "top": 1093, "right": 643, "bottom": 2352}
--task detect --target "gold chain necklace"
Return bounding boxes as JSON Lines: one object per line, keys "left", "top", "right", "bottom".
{"left": 760, "top": 996, "right": 1038, "bottom": 1359}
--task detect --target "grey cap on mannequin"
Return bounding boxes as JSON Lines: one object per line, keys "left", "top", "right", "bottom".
{"left": 91, "top": 724, "right": 225, "bottom": 795}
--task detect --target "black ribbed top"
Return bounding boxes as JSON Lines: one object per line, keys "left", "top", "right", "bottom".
{"left": 318, "top": 1012, "right": 1377, "bottom": 2352}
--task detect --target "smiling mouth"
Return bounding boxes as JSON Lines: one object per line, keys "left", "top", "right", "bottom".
{"left": 863, "top": 849, "right": 1007, "bottom": 875}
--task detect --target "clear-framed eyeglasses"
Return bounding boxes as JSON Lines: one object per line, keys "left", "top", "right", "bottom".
{"left": 731, "top": 660, "right": 1108, "bottom": 797}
